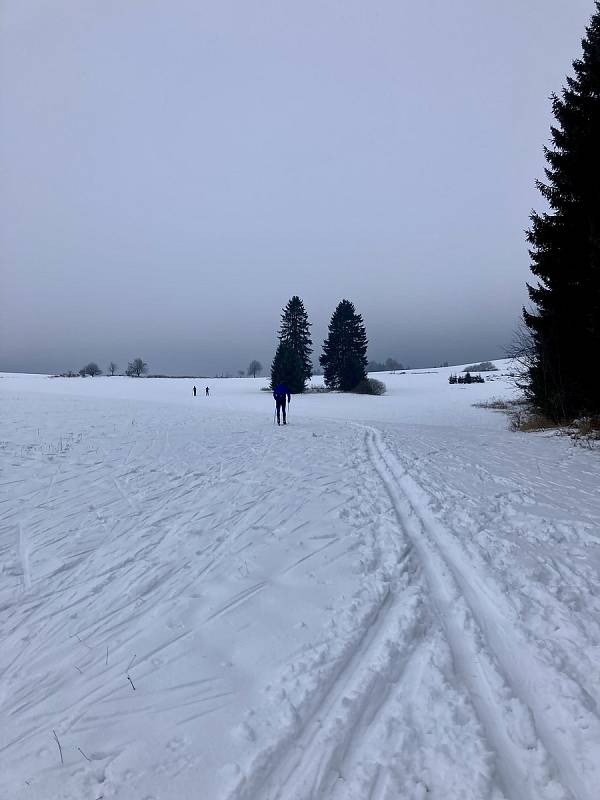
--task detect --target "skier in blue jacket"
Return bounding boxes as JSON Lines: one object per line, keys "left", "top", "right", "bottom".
{"left": 273, "top": 383, "right": 291, "bottom": 425}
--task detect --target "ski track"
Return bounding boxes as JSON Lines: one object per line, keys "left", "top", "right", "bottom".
{"left": 229, "top": 566, "right": 426, "bottom": 800}
{"left": 365, "top": 426, "right": 600, "bottom": 800}
{"left": 1, "top": 377, "right": 600, "bottom": 800}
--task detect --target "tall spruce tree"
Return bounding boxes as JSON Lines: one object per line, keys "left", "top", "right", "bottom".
{"left": 278, "top": 296, "right": 313, "bottom": 388}
{"left": 320, "top": 299, "right": 368, "bottom": 391}
{"left": 270, "top": 341, "right": 305, "bottom": 393}
{"left": 524, "top": 3, "right": 600, "bottom": 420}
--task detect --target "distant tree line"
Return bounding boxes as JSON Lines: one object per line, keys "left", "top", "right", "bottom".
{"left": 448, "top": 372, "right": 485, "bottom": 384}
{"left": 367, "top": 357, "right": 404, "bottom": 372}
{"left": 463, "top": 361, "right": 497, "bottom": 373}
{"left": 74, "top": 357, "right": 148, "bottom": 377}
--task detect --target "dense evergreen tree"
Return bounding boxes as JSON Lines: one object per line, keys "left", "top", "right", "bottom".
{"left": 524, "top": 3, "right": 600, "bottom": 419}
{"left": 270, "top": 341, "right": 305, "bottom": 393}
{"left": 320, "top": 300, "right": 368, "bottom": 391}
{"left": 278, "top": 296, "right": 312, "bottom": 388}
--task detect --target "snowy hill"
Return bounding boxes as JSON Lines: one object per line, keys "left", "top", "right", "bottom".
{"left": 1, "top": 362, "right": 599, "bottom": 800}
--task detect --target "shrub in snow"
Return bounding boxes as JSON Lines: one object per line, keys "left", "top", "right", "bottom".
{"left": 353, "top": 378, "right": 386, "bottom": 395}
{"left": 572, "top": 416, "right": 600, "bottom": 443}
{"left": 509, "top": 410, "right": 556, "bottom": 432}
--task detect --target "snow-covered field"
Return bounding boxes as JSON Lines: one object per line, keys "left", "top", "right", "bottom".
{"left": 1, "top": 363, "right": 599, "bottom": 800}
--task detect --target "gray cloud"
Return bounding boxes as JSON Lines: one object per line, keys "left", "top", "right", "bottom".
{"left": 0, "top": 0, "right": 593, "bottom": 374}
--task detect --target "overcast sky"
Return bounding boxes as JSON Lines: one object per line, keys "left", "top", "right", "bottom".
{"left": 0, "top": 0, "right": 594, "bottom": 375}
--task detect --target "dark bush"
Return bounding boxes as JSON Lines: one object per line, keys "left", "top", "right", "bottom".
{"left": 353, "top": 378, "right": 386, "bottom": 395}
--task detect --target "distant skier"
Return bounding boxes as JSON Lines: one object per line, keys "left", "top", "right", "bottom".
{"left": 205, "top": 386, "right": 210, "bottom": 397}
{"left": 273, "top": 382, "right": 291, "bottom": 425}
{"left": 193, "top": 385, "right": 197, "bottom": 397}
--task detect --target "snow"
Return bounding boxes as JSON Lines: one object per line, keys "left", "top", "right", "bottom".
{"left": 1, "top": 361, "right": 599, "bottom": 800}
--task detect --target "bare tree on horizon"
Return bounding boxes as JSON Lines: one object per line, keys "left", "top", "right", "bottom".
{"left": 126, "top": 358, "right": 148, "bottom": 377}
{"left": 82, "top": 362, "right": 102, "bottom": 377}
{"left": 247, "top": 360, "right": 262, "bottom": 378}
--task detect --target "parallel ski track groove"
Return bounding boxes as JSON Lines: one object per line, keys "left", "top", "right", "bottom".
{"left": 230, "top": 565, "right": 426, "bottom": 800}
{"left": 365, "top": 425, "right": 591, "bottom": 800}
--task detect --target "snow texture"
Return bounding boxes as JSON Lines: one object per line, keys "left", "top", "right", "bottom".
{"left": 1, "top": 363, "right": 599, "bottom": 800}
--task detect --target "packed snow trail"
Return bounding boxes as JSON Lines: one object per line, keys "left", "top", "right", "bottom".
{"left": 371, "top": 431, "right": 600, "bottom": 800}
{"left": 365, "top": 427, "right": 599, "bottom": 800}
{"left": 1, "top": 370, "right": 600, "bottom": 800}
